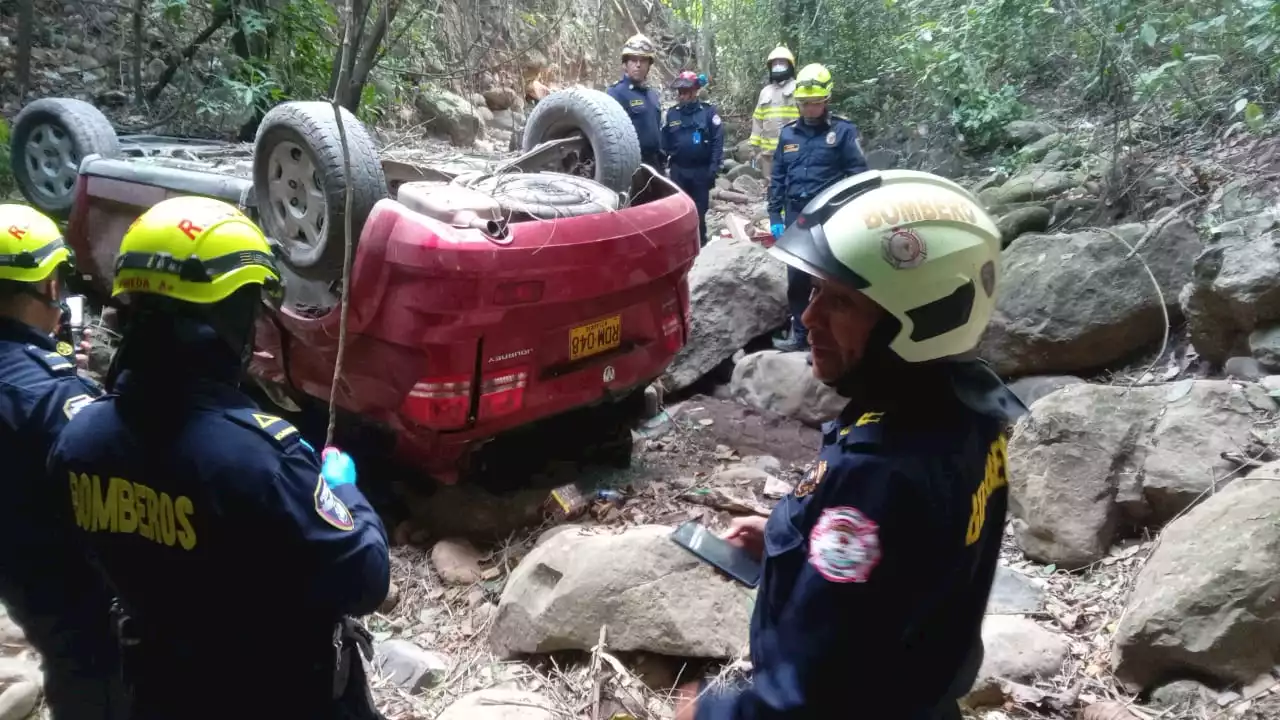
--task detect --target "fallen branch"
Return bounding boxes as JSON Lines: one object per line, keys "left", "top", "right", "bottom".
{"left": 145, "top": 8, "right": 231, "bottom": 104}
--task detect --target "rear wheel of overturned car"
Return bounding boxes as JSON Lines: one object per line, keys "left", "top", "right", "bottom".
{"left": 10, "top": 98, "right": 120, "bottom": 218}
{"left": 253, "top": 102, "right": 388, "bottom": 282}
{"left": 521, "top": 87, "right": 641, "bottom": 194}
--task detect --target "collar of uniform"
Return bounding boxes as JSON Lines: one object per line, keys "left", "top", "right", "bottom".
{"left": 796, "top": 114, "right": 833, "bottom": 134}
{"left": 821, "top": 404, "right": 887, "bottom": 448}
{"left": 622, "top": 74, "right": 648, "bottom": 91}
{"left": 113, "top": 368, "right": 253, "bottom": 408}
{"left": 779, "top": 78, "right": 796, "bottom": 96}
{"left": 0, "top": 316, "right": 55, "bottom": 350}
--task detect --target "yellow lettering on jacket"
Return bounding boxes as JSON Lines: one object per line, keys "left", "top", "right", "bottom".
{"left": 965, "top": 435, "right": 1008, "bottom": 547}
{"left": 68, "top": 473, "right": 198, "bottom": 551}
{"left": 861, "top": 199, "right": 980, "bottom": 230}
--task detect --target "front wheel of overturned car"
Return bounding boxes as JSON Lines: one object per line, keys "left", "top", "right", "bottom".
{"left": 10, "top": 98, "right": 120, "bottom": 218}
{"left": 253, "top": 102, "right": 388, "bottom": 283}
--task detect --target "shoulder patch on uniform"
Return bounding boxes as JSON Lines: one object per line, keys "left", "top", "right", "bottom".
{"left": 63, "top": 393, "right": 95, "bottom": 420}
{"left": 314, "top": 475, "right": 355, "bottom": 531}
{"left": 223, "top": 408, "right": 301, "bottom": 445}
{"left": 712, "top": 113, "right": 722, "bottom": 126}
{"left": 808, "top": 506, "right": 881, "bottom": 583}
{"left": 836, "top": 411, "right": 887, "bottom": 448}
{"left": 23, "top": 344, "right": 75, "bottom": 375}
{"left": 55, "top": 341, "right": 74, "bottom": 357}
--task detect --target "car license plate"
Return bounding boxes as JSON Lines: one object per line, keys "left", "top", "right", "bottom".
{"left": 570, "top": 315, "right": 622, "bottom": 361}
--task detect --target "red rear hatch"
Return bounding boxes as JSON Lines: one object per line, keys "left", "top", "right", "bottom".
{"left": 262, "top": 173, "right": 699, "bottom": 461}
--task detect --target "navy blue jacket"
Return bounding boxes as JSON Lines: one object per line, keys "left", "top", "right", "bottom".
{"left": 768, "top": 115, "right": 869, "bottom": 225}
{"left": 696, "top": 364, "right": 1022, "bottom": 719}
{"left": 662, "top": 101, "right": 725, "bottom": 174}
{"left": 608, "top": 76, "right": 664, "bottom": 162}
{"left": 46, "top": 340, "right": 390, "bottom": 707}
{"left": 0, "top": 318, "right": 116, "bottom": 647}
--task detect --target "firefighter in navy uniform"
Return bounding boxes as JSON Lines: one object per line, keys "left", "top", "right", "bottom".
{"left": 662, "top": 70, "right": 724, "bottom": 247}
{"left": 768, "top": 63, "right": 869, "bottom": 353}
{"left": 0, "top": 204, "right": 124, "bottom": 720}
{"left": 607, "top": 33, "right": 665, "bottom": 168}
{"left": 46, "top": 196, "right": 391, "bottom": 720}
{"left": 673, "top": 170, "right": 1028, "bottom": 720}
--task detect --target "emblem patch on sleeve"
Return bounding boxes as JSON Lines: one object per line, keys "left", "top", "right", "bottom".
{"left": 808, "top": 506, "right": 881, "bottom": 583}
{"left": 794, "top": 460, "right": 827, "bottom": 498}
{"left": 314, "top": 476, "right": 355, "bottom": 531}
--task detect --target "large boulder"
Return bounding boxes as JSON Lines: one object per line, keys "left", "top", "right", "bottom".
{"left": 980, "top": 168, "right": 1084, "bottom": 206}
{"left": 1112, "top": 465, "right": 1280, "bottom": 690}
{"left": 661, "top": 239, "right": 787, "bottom": 392}
{"left": 489, "top": 525, "right": 751, "bottom": 659}
{"left": 1004, "top": 120, "right": 1058, "bottom": 146}
{"left": 729, "top": 350, "right": 845, "bottom": 428}
{"left": 1008, "top": 380, "right": 1276, "bottom": 569}
{"left": 979, "top": 219, "right": 1201, "bottom": 378}
{"left": 1180, "top": 210, "right": 1280, "bottom": 365}
{"left": 412, "top": 89, "right": 481, "bottom": 147}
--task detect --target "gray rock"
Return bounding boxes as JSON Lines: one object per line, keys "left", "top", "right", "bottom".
{"left": 430, "top": 538, "right": 486, "bottom": 585}
{"left": 986, "top": 567, "right": 1045, "bottom": 615}
{"left": 1004, "top": 120, "right": 1058, "bottom": 146}
{"left": 996, "top": 206, "right": 1051, "bottom": 248}
{"left": 490, "top": 525, "right": 751, "bottom": 659}
{"left": 1250, "top": 325, "right": 1280, "bottom": 372}
{"left": 726, "top": 163, "right": 763, "bottom": 182}
{"left": 0, "top": 681, "right": 39, "bottom": 720}
{"left": 729, "top": 350, "right": 845, "bottom": 428}
{"left": 865, "top": 148, "right": 897, "bottom": 170}
{"left": 413, "top": 89, "right": 481, "bottom": 147}
{"left": 1112, "top": 466, "right": 1280, "bottom": 690}
{"left": 990, "top": 168, "right": 1085, "bottom": 204}
{"left": 1006, "top": 375, "right": 1085, "bottom": 407}
{"left": 436, "top": 689, "right": 556, "bottom": 720}
{"left": 375, "top": 639, "right": 448, "bottom": 692}
{"left": 979, "top": 220, "right": 1201, "bottom": 377}
{"left": 1149, "top": 679, "right": 1214, "bottom": 709}
{"left": 1224, "top": 356, "right": 1267, "bottom": 380}
{"left": 1017, "top": 133, "right": 1063, "bottom": 162}
{"left": 490, "top": 109, "right": 516, "bottom": 132}
{"left": 1181, "top": 210, "right": 1280, "bottom": 364}
{"left": 661, "top": 239, "right": 788, "bottom": 392}
{"left": 482, "top": 87, "right": 519, "bottom": 111}
{"left": 1009, "top": 380, "right": 1277, "bottom": 569}
{"left": 733, "top": 140, "right": 755, "bottom": 164}
{"left": 731, "top": 175, "right": 764, "bottom": 196}
{"left": 973, "top": 616, "right": 1069, "bottom": 684}
{"left": 971, "top": 171, "right": 1008, "bottom": 196}
{"left": 715, "top": 177, "right": 732, "bottom": 191}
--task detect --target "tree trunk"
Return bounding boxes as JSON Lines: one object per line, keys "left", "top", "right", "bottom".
{"left": 699, "top": 0, "right": 714, "bottom": 79}
{"left": 15, "top": 0, "right": 34, "bottom": 101}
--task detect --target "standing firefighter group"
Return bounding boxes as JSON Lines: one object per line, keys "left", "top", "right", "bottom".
{"left": 607, "top": 36, "right": 869, "bottom": 352}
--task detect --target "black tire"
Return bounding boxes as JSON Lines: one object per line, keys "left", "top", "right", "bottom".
{"left": 521, "top": 87, "right": 640, "bottom": 194}
{"left": 10, "top": 98, "right": 120, "bottom": 218}
{"left": 253, "top": 102, "right": 388, "bottom": 282}
{"left": 470, "top": 172, "right": 619, "bottom": 219}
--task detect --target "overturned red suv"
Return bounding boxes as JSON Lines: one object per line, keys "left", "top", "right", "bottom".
{"left": 9, "top": 89, "right": 699, "bottom": 485}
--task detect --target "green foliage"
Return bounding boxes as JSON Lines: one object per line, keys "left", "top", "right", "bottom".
{"left": 702, "top": 0, "right": 1280, "bottom": 144}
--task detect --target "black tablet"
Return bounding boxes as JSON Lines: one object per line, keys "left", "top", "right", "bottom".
{"left": 670, "top": 520, "right": 763, "bottom": 588}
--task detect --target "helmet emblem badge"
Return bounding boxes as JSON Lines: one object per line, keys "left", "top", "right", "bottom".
{"left": 883, "top": 227, "right": 927, "bottom": 269}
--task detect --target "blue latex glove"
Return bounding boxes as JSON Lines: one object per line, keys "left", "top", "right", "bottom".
{"left": 321, "top": 447, "right": 357, "bottom": 488}
{"left": 771, "top": 223, "right": 785, "bottom": 239}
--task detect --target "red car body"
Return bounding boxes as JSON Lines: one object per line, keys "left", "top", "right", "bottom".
{"left": 65, "top": 156, "right": 699, "bottom": 484}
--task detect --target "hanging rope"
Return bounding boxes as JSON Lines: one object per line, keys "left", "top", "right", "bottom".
{"left": 325, "top": 0, "right": 357, "bottom": 448}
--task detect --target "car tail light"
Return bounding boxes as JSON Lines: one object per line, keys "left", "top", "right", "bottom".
{"left": 478, "top": 367, "right": 529, "bottom": 420}
{"left": 661, "top": 313, "right": 683, "bottom": 353}
{"left": 402, "top": 375, "right": 472, "bottom": 430}
{"left": 494, "top": 281, "right": 544, "bottom": 306}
